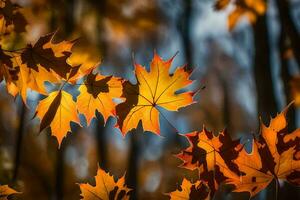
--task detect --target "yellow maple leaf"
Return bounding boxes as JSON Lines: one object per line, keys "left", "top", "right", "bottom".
{"left": 0, "top": 47, "right": 19, "bottom": 96}
{"left": 11, "top": 56, "right": 59, "bottom": 101}
{"left": 168, "top": 178, "right": 210, "bottom": 200}
{"left": 116, "top": 53, "right": 194, "bottom": 135}
{"left": 78, "top": 167, "right": 131, "bottom": 200}
{"left": 35, "top": 90, "right": 80, "bottom": 147}
{"left": 77, "top": 73, "right": 123, "bottom": 125}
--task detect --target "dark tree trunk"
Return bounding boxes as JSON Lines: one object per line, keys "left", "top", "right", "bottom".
{"left": 215, "top": 67, "right": 232, "bottom": 134}
{"left": 275, "top": 0, "right": 296, "bottom": 130}
{"left": 63, "top": 0, "right": 75, "bottom": 35}
{"left": 126, "top": 131, "right": 140, "bottom": 200}
{"left": 96, "top": 114, "right": 108, "bottom": 170}
{"left": 92, "top": 0, "right": 108, "bottom": 58}
{"left": 221, "top": 79, "right": 232, "bottom": 134}
{"left": 275, "top": 0, "right": 300, "bottom": 69}
{"left": 179, "top": 0, "right": 193, "bottom": 70}
{"left": 55, "top": 147, "right": 64, "bottom": 200}
{"left": 275, "top": 0, "right": 299, "bottom": 198}
{"left": 253, "top": 14, "right": 278, "bottom": 124}
{"left": 12, "top": 102, "right": 26, "bottom": 183}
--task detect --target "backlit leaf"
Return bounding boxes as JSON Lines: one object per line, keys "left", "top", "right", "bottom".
{"left": 77, "top": 73, "right": 123, "bottom": 125}
{"left": 35, "top": 90, "right": 80, "bottom": 147}
{"left": 78, "top": 167, "right": 131, "bottom": 200}
{"left": 168, "top": 178, "right": 210, "bottom": 200}
{"left": 116, "top": 53, "right": 194, "bottom": 135}
{"left": 0, "top": 185, "right": 19, "bottom": 200}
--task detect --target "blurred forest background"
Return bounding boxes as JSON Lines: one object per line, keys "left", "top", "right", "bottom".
{"left": 0, "top": 0, "right": 300, "bottom": 199}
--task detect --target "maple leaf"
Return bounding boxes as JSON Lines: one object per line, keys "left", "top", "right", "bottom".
{"left": 168, "top": 178, "right": 210, "bottom": 200}
{"left": 78, "top": 167, "right": 131, "bottom": 200}
{"left": 0, "top": 47, "right": 19, "bottom": 96}
{"left": 225, "top": 140, "right": 273, "bottom": 197}
{"left": 35, "top": 90, "right": 80, "bottom": 147}
{"left": 77, "top": 73, "right": 123, "bottom": 125}
{"left": 226, "top": 105, "right": 300, "bottom": 198}
{"left": 8, "top": 56, "right": 59, "bottom": 101}
{"left": 116, "top": 53, "right": 194, "bottom": 135}
{"left": 0, "top": 0, "right": 27, "bottom": 34}
{"left": 226, "top": 139, "right": 300, "bottom": 197}
{"left": 20, "top": 32, "right": 75, "bottom": 79}
{"left": 177, "top": 128, "right": 241, "bottom": 195}
{"left": 0, "top": 185, "right": 19, "bottom": 200}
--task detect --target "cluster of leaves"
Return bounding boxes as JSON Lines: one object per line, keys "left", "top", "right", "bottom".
{"left": 0, "top": 0, "right": 195, "bottom": 147}
{"left": 214, "top": 0, "right": 267, "bottom": 30}
{"left": 176, "top": 105, "right": 300, "bottom": 199}
{"left": 74, "top": 106, "right": 300, "bottom": 200}
{"left": 0, "top": 0, "right": 27, "bottom": 35}
{"left": 0, "top": 0, "right": 299, "bottom": 199}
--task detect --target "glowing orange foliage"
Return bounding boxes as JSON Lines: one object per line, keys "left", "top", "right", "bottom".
{"left": 78, "top": 167, "right": 131, "bottom": 200}
{"left": 168, "top": 178, "right": 210, "bottom": 200}
{"left": 0, "top": 185, "right": 19, "bottom": 200}
{"left": 177, "top": 105, "right": 300, "bottom": 198}
{"left": 116, "top": 53, "right": 194, "bottom": 135}
{"left": 35, "top": 90, "right": 80, "bottom": 147}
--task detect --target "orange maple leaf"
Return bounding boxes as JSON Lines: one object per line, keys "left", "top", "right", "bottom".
{"left": 0, "top": 47, "right": 19, "bottom": 96}
{"left": 225, "top": 105, "right": 300, "bottom": 198}
{"left": 0, "top": 184, "right": 19, "bottom": 200}
{"left": 177, "top": 128, "right": 241, "bottom": 195}
{"left": 9, "top": 56, "right": 59, "bottom": 101}
{"left": 168, "top": 178, "right": 210, "bottom": 200}
{"left": 35, "top": 90, "right": 80, "bottom": 147}
{"left": 78, "top": 167, "right": 131, "bottom": 200}
{"left": 77, "top": 73, "right": 123, "bottom": 125}
{"left": 116, "top": 53, "right": 194, "bottom": 135}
